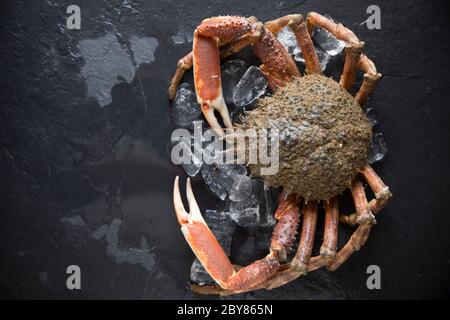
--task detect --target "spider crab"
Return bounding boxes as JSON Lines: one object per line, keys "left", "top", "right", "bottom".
{"left": 168, "top": 13, "right": 392, "bottom": 295}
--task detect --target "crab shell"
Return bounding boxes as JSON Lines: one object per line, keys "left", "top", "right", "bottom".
{"left": 243, "top": 74, "right": 372, "bottom": 201}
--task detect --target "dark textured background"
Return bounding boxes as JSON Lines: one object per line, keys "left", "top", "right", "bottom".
{"left": 0, "top": 0, "right": 449, "bottom": 299}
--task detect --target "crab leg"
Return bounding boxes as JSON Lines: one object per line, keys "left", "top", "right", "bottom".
{"left": 290, "top": 19, "right": 321, "bottom": 74}
{"left": 329, "top": 170, "right": 391, "bottom": 270}
{"left": 341, "top": 165, "right": 391, "bottom": 225}
{"left": 271, "top": 194, "right": 301, "bottom": 261}
{"left": 193, "top": 32, "right": 232, "bottom": 135}
{"left": 193, "top": 16, "right": 258, "bottom": 134}
{"left": 359, "top": 164, "right": 392, "bottom": 215}
{"left": 264, "top": 14, "right": 301, "bottom": 34}
{"left": 340, "top": 42, "right": 364, "bottom": 90}
{"left": 174, "top": 177, "right": 302, "bottom": 293}
{"left": 355, "top": 56, "right": 382, "bottom": 105}
{"left": 191, "top": 169, "right": 390, "bottom": 294}
{"left": 169, "top": 15, "right": 297, "bottom": 99}
{"left": 351, "top": 178, "right": 376, "bottom": 225}
{"left": 327, "top": 223, "right": 371, "bottom": 271}
{"left": 306, "top": 12, "right": 382, "bottom": 105}
{"left": 306, "top": 12, "right": 359, "bottom": 44}
{"left": 192, "top": 16, "right": 301, "bottom": 134}
{"left": 252, "top": 26, "right": 300, "bottom": 91}
{"left": 291, "top": 200, "right": 318, "bottom": 274}
{"left": 168, "top": 52, "right": 193, "bottom": 100}
{"left": 306, "top": 11, "right": 364, "bottom": 89}
{"left": 320, "top": 197, "right": 339, "bottom": 260}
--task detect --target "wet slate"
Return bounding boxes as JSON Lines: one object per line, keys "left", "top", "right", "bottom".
{"left": 0, "top": 0, "right": 449, "bottom": 299}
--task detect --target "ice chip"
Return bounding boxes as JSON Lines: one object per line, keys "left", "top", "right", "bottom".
{"left": 293, "top": 45, "right": 331, "bottom": 71}
{"left": 204, "top": 209, "right": 236, "bottom": 255}
{"left": 233, "top": 66, "right": 268, "bottom": 107}
{"left": 252, "top": 178, "right": 277, "bottom": 227}
{"left": 277, "top": 27, "right": 298, "bottom": 54}
{"left": 171, "top": 135, "right": 203, "bottom": 177}
{"left": 201, "top": 165, "right": 228, "bottom": 200}
{"left": 190, "top": 258, "right": 214, "bottom": 285}
{"left": 170, "top": 83, "right": 202, "bottom": 128}
{"left": 217, "top": 163, "right": 247, "bottom": 176}
{"left": 312, "top": 15, "right": 346, "bottom": 56}
{"left": 228, "top": 195, "right": 260, "bottom": 226}
{"left": 368, "top": 132, "right": 387, "bottom": 163}
{"left": 202, "top": 163, "right": 252, "bottom": 202}
{"left": 229, "top": 174, "right": 253, "bottom": 202}
{"left": 221, "top": 59, "right": 247, "bottom": 104}
{"left": 365, "top": 107, "right": 378, "bottom": 126}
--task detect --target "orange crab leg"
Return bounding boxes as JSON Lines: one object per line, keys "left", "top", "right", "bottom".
{"left": 193, "top": 32, "right": 232, "bottom": 135}
{"left": 173, "top": 176, "right": 235, "bottom": 288}
{"left": 253, "top": 26, "right": 300, "bottom": 91}
{"left": 320, "top": 197, "right": 339, "bottom": 260}
{"left": 193, "top": 16, "right": 255, "bottom": 135}
{"left": 193, "top": 15, "right": 301, "bottom": 133}
{"left": 270, "top": 194, "right": 301, "bottom": 261}
{"left": 306, "top": 12, "right": 359, "bottom": 44}
{"left": 291, "top": 200, "right": 318, "bottom": 274}
{"left": 168, "top": 52, "right": 193, "bottom": 100}
{"left": 173, "top": 177, "right": 302, "bottom": 293}
{"left": 306, "top": 12, "right": 382, "bottom": 105}
{"left": 340, "top": 42, "right": 364, "bottom": 90}
{"left": 351, "top": 178, "right": 376, "bottom": 225}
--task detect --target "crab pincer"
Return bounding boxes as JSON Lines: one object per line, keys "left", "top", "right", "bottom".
{"left": 173, "top": 177, "right": 303, "bottom": 293}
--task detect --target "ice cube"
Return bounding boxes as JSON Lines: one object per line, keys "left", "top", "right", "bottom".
{"left": 277, "top": 27, "right": 298, "bottom": 55}
{"left": 365, "top": 107, "right": 378, "bottom": 126}
{"left": 263, "top": 184, "right": 278, "bottom": 227}
{"left": 229, "top": 174, "right": 253, "bottom": 202}
{"left": 368, "top": 132, "right": 387, "bottom": 163}
{"left": 170, "top": 83, "right": 202, "bottom": 129}
{"left": 201, "top": 165, "right": 228, "bottom": 200}
{"left": 228, "top": 195, "right": 260, "bottom": 226}
{"left": 171, "top": 135, "right": 203, "bottom": 177}
{"left": 233, "top": 66, "right": 268, "bottom": 108}
{"left": 312, "top": 15, "right": 346, "bottom": 56}
{"left": 201, "top": 163, "right": 252, "bottom": 201}
{"left": 190, "top": 258, "right": 214, "bottom": 285}
{"left": 204, "top": 209, "right": 236, "bottom": 255}
{"left": 293, "top": 45, "right": 331, "bottom": 71}
{"left": 217, "top": 163, "right": 247, "bottom": 176}
{"left": 252, "top": 179, "right": 277, "bottom": 227}
{"left": 221, "top": 59, "right": 247, "bottom": 104}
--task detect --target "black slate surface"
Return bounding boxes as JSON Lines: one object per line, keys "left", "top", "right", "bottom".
{"left": 0, "top": 0, "right": 449, "bottom": 299}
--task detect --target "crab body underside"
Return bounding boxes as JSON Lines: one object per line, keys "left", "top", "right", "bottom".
{"left": 169, "top": 13, "right": 391, "bottom": 295}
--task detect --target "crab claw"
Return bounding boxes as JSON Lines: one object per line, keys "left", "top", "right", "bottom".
{"left": 193, "top": 33, "right": 233, "bottom": 136}
{"left": 173, "top": 177, "right": 235, "bottom": 288}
